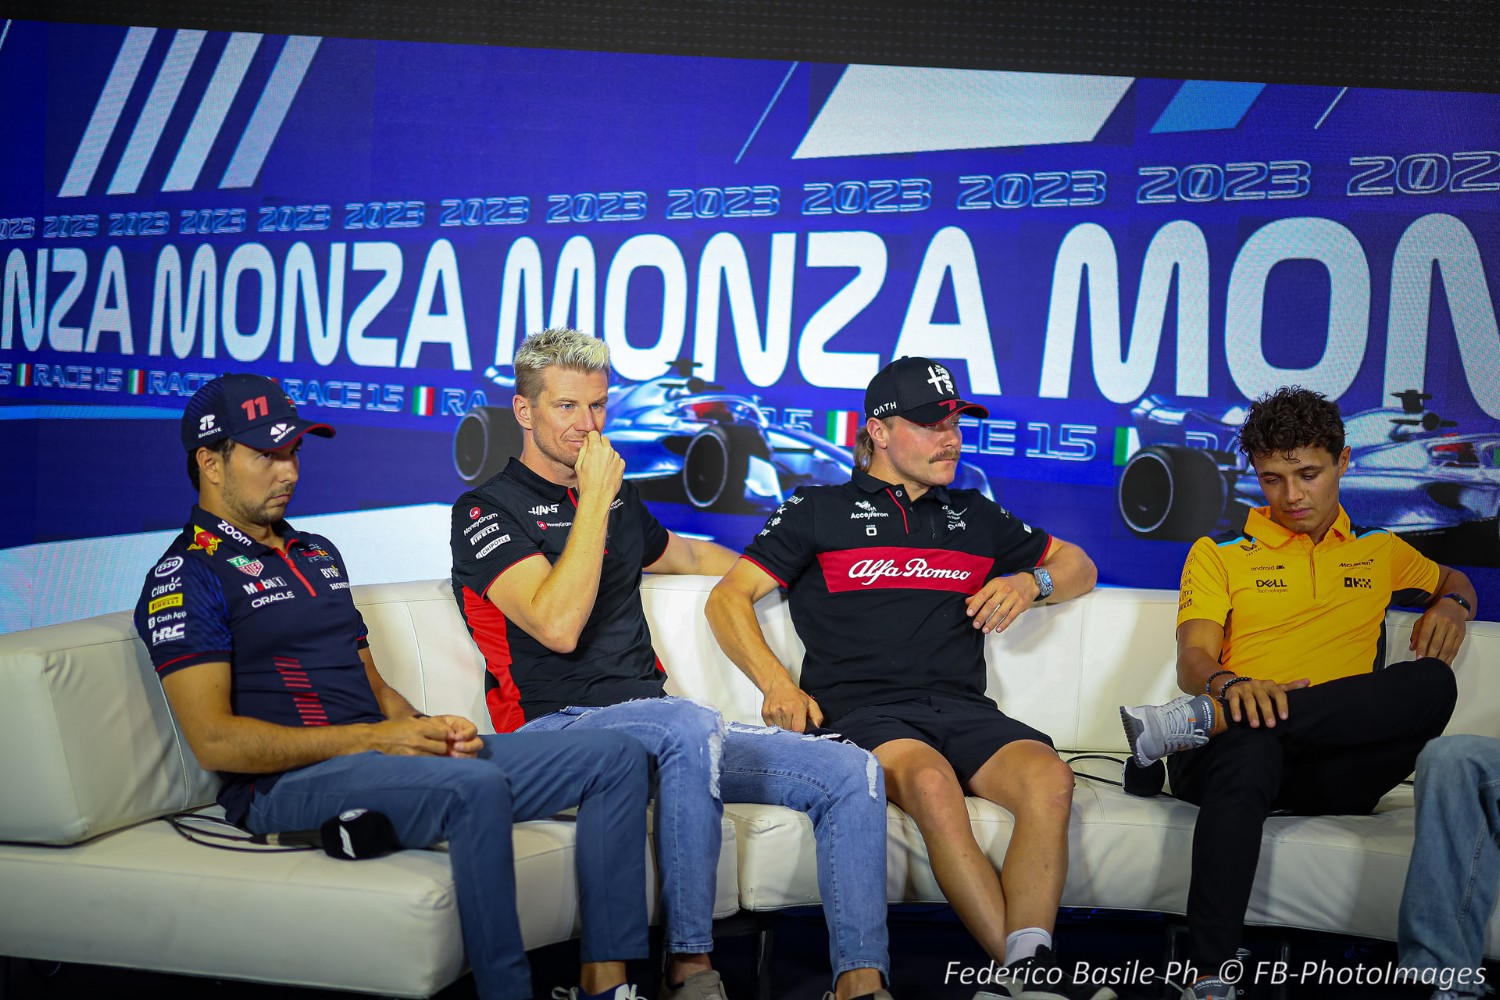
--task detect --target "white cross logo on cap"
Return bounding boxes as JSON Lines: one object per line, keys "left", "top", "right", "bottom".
{"left": 926, "top": 365, "right": 953, "bottom": 395}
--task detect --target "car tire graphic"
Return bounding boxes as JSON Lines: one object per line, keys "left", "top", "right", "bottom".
{"left": 682, "top": 425, "right": 763, "bottom": 510}
{"left": 453, "top": 406, "right": 523, "bottom": 485}
{"left": 1117, "top": 445, "right": 1227, "bottom": 540}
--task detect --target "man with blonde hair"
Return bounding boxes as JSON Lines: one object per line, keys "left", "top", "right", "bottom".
{"left": 450, "top": 329, "right": 895, "bottom": 1000}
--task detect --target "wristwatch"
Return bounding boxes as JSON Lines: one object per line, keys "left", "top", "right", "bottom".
{"left": 1443, "top": 592, "right": 1474, "bottom": 618}
{"left": 1028, "top": 566, "right": 1054, "bottom": 601}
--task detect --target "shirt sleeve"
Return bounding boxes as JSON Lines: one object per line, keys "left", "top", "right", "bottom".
{"left": 1176, "top": 536, "right": 1232, "bottom": 628}
{"left": 134, "top": 552, "right": 233, "bottom": 677}
{"left": 450, "top": 494, "right": 542, "bottom": 597}
{"left": 626, "top": 483, "right": 670, "bottom": 567}
{"left": 741, "top": 488, "right": 819, "bottom": 587}
{"left": 986, "top": 500, "right": 1051, "bottom": 574}
{"left": 316, "top": 536, "right": 369, "bottom": 648}
{"left": 1388, "top": 534, "right": 1442, "bottom": 595}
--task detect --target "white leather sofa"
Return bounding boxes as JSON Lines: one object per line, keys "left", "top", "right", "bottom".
{"left": 1, "top": 577, "right": 1497, "bottom": 996}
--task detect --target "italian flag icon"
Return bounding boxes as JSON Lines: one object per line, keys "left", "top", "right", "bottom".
{"left": 825, "top": 410, "right": 860, "bottom": 446}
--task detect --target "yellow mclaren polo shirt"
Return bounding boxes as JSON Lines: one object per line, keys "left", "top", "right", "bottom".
{"left": 1176, "top": 505, "right": 1440, "bottom": 686}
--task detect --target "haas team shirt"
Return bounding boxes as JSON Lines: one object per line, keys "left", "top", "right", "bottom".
{"left": 742, "top": 469, "right": 1052, "bottom": 723}
{"left": 450, "top": 459, "right": 671, "bottom": 731}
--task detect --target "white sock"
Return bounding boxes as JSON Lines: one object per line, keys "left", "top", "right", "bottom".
{"left": 1004, "top": 927, "right": 1052, "bottom": 964}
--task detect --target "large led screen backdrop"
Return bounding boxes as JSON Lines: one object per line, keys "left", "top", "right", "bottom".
{"left": 3, "top": 19, "right": 1499, "bottom": 632}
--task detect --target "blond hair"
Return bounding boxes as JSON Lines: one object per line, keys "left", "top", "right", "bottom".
{"left": 852, "top": 418, "right": 893, "bottom": 470}
{"left": 514, "top": 328, "right": 611, "bottom": 401}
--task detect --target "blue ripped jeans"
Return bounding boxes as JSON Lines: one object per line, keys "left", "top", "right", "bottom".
{"left": 246, "top": 732, "right": 650, "bottom": 1000}
{"left": 521, "top": 695, "right": 891, "bottom": 981}
{"left": 1398, "top": 733, "right": 1500, "bottom": 987}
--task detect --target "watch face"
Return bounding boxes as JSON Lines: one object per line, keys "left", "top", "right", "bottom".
{"left": 1034, "top": 567, "right": 1054, "bottom": 597}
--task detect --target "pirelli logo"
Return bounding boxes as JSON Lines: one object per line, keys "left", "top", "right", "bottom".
{"left": 148, "top": 593, "right": 184, "bottom": 613}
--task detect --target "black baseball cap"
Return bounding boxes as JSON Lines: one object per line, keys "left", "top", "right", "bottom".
{"left": 864, "top": 356, "right": 989, "bottom": 425}
{"left": 181, "top": 373, "right": 335, "bottom": 453}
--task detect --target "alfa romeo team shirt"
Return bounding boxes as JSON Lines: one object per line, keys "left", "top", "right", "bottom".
{"left": 450, "top": 458, "right": 671, "bottom": 731}
{"left": 742, "top": 469, "right": 1052, "bottom": 723}
{"left": 1177, "top": 505, "right": 1442, "bottom": 686}
{"left": 134, "top": 506, "right": 380, "bottom": 825}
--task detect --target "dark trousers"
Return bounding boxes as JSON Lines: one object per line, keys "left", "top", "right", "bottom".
{"left": 1166, "top": 657, "right": 1457, "bottom": 966}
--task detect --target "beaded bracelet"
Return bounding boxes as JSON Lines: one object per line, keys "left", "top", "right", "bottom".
{"left": 1218, "top": 676, "right": 1252, "bottom": 699}
{"left": 1204, "top": 669, "right": 1233, "bottom": 696}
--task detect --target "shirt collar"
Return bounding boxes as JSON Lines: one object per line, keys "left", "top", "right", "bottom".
{"left": 1244, "top": 504, "right": 1352, "bottom": 547}
{"left": 850, "top": 468, "right": 951, "bottom": 505}
{"left": 186, "top": 505, "right": 288, "bottom": 557}
{"left": 503, "top": 457, "right": 572, "bottom": 503}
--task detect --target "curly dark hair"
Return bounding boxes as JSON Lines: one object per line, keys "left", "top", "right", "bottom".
{"left": 1238, "top": 386, "right": 1345, "bottom": 461}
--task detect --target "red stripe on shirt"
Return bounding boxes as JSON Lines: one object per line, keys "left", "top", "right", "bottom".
{"left": 461, "top": 584, "right": 526, "bottom": 733}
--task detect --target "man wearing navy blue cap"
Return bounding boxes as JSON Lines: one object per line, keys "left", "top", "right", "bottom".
{"left": 709, "top": 357, "right": 1108, "bottom": 1000}
{"left": 138, "top": 372, "right": 654, "bottom": 1000}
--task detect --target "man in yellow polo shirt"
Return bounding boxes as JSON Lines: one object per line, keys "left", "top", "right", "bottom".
{"left": 1118, "top": 386, "right": 1477, "bottom": 1000}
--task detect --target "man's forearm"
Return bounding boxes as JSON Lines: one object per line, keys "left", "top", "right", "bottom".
{"left": 187, "top": 715, "right": 382, "bottom": 774}
{"left": 687, "top": 538, "right": 740, "bottom": 577}
{"left": 1431, "top": 567, "right": 1479, "bottom": 619}
{"left": 526, "top": 496, "right": 611, "bottom": 640}
{"left": 1041, "top": 541, "right": 1097, "bottom": 604}
{"left": 1176, "top": 645, "right": 1227, "bottom": 696}
{"left": 705, "top": 586, "right": 799, "bottom": 696}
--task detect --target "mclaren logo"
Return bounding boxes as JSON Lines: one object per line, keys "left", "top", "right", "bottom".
{"left": 60, "top": 27, "right": 321, "bottom": 198}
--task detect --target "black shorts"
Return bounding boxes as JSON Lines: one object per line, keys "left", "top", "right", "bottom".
{"left": 821, "top": 695, "right": 1054, "bottom": 783}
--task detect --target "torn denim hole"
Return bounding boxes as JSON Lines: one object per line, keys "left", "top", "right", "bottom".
{"left": 865, "top": 750, "right": 879, "bottom": 800}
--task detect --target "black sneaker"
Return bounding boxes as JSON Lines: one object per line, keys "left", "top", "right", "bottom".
{"left": 999, "top": 946, "right": 1118, "bottom": 1000}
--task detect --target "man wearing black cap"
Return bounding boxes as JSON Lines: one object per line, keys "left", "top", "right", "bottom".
{"left": 135, "top": 373, "right": 654, "bottom": 1000}
{"left": 707, "top": 358, "right": 1106, "bottom": 1000}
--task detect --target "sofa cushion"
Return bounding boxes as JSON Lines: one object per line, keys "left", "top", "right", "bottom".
{"left": 0, "top": 612, "right": 218, "bottom": 845}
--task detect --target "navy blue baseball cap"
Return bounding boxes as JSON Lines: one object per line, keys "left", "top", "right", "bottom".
{"left": 181, "top": 373, "right": 335, "bottom": 452}
{"left": 864, "top": 356, "right": 989, "bottom": 425}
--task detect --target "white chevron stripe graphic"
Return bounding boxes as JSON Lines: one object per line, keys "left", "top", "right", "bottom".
{"left": 794, "top": 65, "right": 1133, "bottom": 159}
{"left": 107, "top": 29, "right": 205, "bottom": 195}
{"left": 162, "top": 32, "right": 262, "bottom": 192}
{"left": 59, "top": 27, "right": 156, "bottom": 197}
{"left": 59, "top": 28, "right": 319, "bottom": 197}
{"left": 220, "top": 35, "right": 320, "bottom": 189}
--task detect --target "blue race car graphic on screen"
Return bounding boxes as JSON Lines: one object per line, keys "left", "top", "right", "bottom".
{"left": 453, "top": 360, "right": 992, "bottom": 511}
{"left": 1116, "top": 391, "right": 1500, "bottom": 560}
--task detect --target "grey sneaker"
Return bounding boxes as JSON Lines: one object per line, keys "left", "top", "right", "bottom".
{"left": 1184, "top": 976, "right": 1237, "bottom": 1000}
{"left": 551, "top": 986, "right": 649, "bottom": 1000}
{"left": 660, "top": 970, "right": 728, "bottom": 1000}
{"left": 996, "top": 946, "right": 1118, "bottom": 999}
{"left": 1120, "top": 694, "right": 1214, "bottom": 766}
